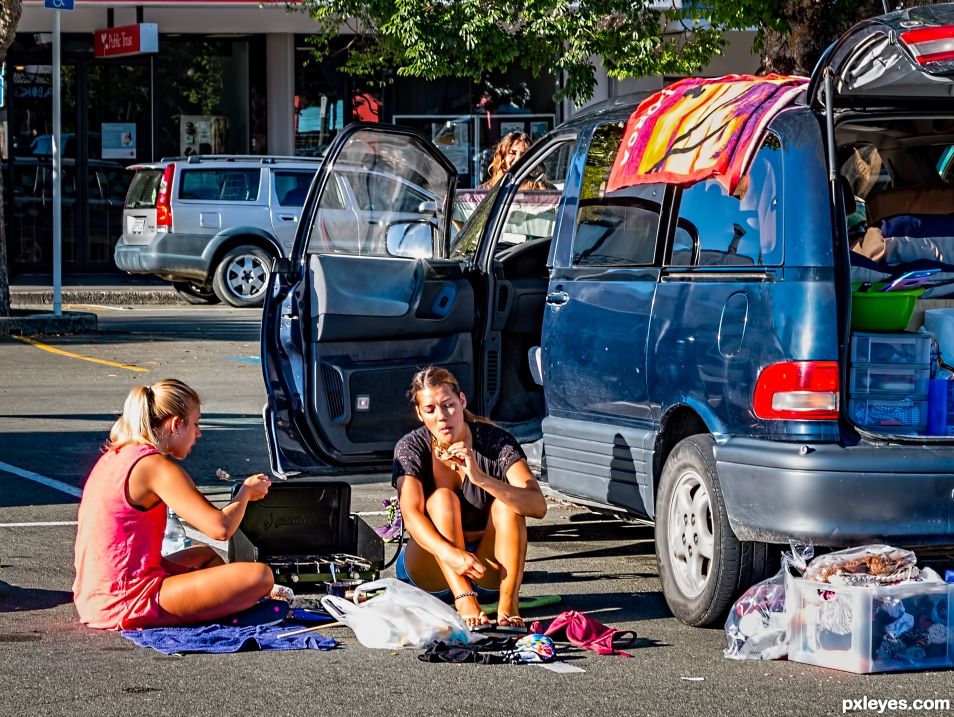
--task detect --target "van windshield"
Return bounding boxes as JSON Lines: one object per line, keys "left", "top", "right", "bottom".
{"left": 125, "top": 169, "right": 162, "bottom": 209}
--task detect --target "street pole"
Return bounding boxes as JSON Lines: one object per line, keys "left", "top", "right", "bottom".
{"left": 52, "top": 9, "right": 62, "bottom": 316}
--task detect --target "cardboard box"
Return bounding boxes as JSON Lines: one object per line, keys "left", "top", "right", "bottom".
{"left": 787, "top": 574, "right": 953, "bottom": 673}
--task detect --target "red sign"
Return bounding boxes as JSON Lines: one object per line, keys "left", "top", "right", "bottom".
{"left": 94, "top": 23, "right": 159, "bottom": 59}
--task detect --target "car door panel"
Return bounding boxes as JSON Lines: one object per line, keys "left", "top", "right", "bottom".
{"left": 307, "top": 254, "right": 474, "bottom": 341}
{"left": 301, "top": 253, "right": 474, "bottom": 461}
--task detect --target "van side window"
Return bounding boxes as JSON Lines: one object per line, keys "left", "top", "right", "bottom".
{"left": 572, "top": 121, "right": 663, "bottom": 267}
{"left": 672, "top": 137, "right": 782, "bottom": 267}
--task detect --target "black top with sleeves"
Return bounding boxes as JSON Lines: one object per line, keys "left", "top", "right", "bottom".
{"left": 391, "top": 422, "right": 527, "bottom": 531}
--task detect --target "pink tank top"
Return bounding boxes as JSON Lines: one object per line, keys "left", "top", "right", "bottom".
{"left": 72, "top": 443, "right": 169, "bottom": 629}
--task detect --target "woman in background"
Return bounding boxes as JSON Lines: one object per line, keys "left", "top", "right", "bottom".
{"left": 482, "top": 131, "right": 533, "bottom": 188}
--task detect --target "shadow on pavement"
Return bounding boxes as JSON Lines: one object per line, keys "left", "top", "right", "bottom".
{"left": 0, "top": 581, "right": 73, "bottom": 613}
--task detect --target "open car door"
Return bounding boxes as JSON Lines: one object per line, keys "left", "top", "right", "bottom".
{"left": 262, "top": 124, "right": 473, "bottom": 477}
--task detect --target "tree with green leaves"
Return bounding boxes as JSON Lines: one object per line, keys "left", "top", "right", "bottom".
{"left": 295, "top": 1, "right": 943, "bottom": 104}
{"left": 0, "top": 0, "right": 22, "bottom": 318}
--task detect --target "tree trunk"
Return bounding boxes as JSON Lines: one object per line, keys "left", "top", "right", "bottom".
{"left": 0, "top": 0, "right": 23, "bottom": 317}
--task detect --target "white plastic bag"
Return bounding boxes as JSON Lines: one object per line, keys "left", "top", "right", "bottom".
{"left": 723, "top": 542, "right": 813, "bottom": 661}
{"left": 320, "top": 577, "right": 477, "bottom": 649}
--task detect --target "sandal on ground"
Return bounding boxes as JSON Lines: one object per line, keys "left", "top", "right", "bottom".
{"left": 497, "top": 614, "right": 527, "bottom": 631}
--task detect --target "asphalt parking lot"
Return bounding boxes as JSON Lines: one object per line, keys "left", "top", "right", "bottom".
{"left": 1, "top": 303, "right": 953, "bottom": 717}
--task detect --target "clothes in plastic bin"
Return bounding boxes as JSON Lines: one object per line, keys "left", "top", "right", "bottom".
{"left": 850, "top": 331, "right": 932, "bottom": 366}
{"left": 786, "top": 574, "right": 954, "bottom": 673}
{"left": 227, "top": 480, "right": 384, "bottom": 586}
{"left": 849, "top": 395, "right": 928, "bottom": 432}
{"left": 849, "top": 364, "right": 930, "bottom": 395}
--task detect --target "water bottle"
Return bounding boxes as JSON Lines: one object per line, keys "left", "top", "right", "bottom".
{"left": 161, "top": 508, "right": 191, "bottom": 555}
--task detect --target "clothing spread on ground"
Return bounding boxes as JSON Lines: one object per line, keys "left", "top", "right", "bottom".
{"left": 606, "top": 74, "right": 808, "bottom": 196}
{"left": 531, "top": 610, "right": 637, "bottom": 657}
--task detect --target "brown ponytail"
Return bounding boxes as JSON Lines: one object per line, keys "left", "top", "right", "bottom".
{"left": 407, "top": 366, "right": 492, "bottom": 425}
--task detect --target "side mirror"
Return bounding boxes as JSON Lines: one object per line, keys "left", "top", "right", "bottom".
{"left": 386, "top": 220, "right": 434, "bottom": 259}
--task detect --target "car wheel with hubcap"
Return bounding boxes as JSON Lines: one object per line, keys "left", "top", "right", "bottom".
{"left": 171, "top": 281, "right": 220, "bottom": 305}
{"left": 655, "top": 433, "right": 775, "bottom": 627}
{"left": 212, "top": 245, "right": 273, "bottom": 308}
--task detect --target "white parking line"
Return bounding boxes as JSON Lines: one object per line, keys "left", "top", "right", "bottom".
{"left": 0, "top": 460, "right": 83, "bottom": 498}
{"left": 0, "top": 462, "right": 228, "bottom": 551}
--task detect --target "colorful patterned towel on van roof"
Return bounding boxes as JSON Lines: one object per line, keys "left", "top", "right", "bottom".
{"left": 606, "top": 74, "right": 808, "bottom": 196}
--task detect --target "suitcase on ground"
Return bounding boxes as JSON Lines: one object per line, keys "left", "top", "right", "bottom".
{"left": 227, "top": 480, "right": 384, "bottom": 587}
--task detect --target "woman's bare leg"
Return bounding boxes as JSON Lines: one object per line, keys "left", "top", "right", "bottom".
{"left": 402, "top": 487, "right": 490, "bottom": 627}
{"left": 149, "top": 562, "right": 274, "bottom": 626}
{"left": 483, "top": 497, "right": 527, "bottom": 626}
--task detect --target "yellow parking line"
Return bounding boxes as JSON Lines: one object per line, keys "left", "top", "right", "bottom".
{"left": 13, "top": 335, "right": 149, "bottom": 372}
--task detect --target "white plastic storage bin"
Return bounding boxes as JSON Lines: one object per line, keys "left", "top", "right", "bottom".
{"left": 787, "top": 575, "right": 953, "bottom": 674}
{"left": 850, "top": 331, "right": 932, "bottom": 366}
{"left": 849, "top": 395, "right": 928, "bottom": 433}
{"left": 849, "top": 365, "right": 930, "bottom": 396}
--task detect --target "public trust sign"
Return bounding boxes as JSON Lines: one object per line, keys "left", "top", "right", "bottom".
{"left": 93, "top": 23, "right": 159, "bottom": 59}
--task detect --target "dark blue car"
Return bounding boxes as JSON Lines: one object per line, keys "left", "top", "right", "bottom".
{"left": 262, "top": 4, "right": 954, "bottom": 626}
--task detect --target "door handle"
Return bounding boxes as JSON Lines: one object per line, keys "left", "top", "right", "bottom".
{"left": 545, "top": 291, "right": 569, "bottom": 306}
{"left": 276, "top": 214, "right": 298, "bottom": 222}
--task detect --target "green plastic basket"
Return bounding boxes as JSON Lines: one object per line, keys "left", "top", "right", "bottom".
{"left": 850, "top": 283, "right": 924, "bottom": 332}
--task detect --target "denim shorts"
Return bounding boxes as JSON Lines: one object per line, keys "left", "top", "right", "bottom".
{"left": 394, "top": 546, "right": 499, "bottom": 603}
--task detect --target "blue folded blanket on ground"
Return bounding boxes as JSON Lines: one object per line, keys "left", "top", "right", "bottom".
{"left": 121, "top": 624, "right": 338, "bottom": 655}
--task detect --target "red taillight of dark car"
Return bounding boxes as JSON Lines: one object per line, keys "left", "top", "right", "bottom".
{"left": 156, "top": 164, "right": 174, "bottom": 230}
{"left": 753, "top": 361, "right": 840, "bottom": 420}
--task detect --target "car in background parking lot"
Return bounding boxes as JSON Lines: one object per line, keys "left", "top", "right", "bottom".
{"left": 114, "top": 155, "right": 321, "bottom": 307}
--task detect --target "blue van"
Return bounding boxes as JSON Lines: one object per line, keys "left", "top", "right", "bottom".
{"left": 261, "top": 4, "right": 954, "bottom": 625}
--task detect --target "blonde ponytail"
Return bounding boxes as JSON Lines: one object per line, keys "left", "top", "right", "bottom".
{"left": 108, "top": 379, "right": 200, "bottom": 449}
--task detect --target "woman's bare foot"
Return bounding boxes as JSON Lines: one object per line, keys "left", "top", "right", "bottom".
{"left": 454, "top": 594, "right": 491, "bottom": 629}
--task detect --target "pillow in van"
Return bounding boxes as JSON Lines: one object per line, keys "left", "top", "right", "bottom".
{"left": 881, "top": 213, "right": 954, "bottom": 239}
{"left": 865, "top": 185, "right": 954, "bottom": 225}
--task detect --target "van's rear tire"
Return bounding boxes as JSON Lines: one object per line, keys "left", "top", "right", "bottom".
{"left": 171, "top": 281, "right": 220, "bottom": 305}
{"left": 655, "top": 434, "right": 775, "bottom": 627}
{"left": 212, "top": 245, "right": 273, "bottom": 308}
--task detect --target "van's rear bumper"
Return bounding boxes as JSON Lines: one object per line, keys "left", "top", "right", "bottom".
{"left": 714, "top": 437, "right": 954, "bottom": 546}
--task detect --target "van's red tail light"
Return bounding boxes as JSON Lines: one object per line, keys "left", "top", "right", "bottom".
{"left": 753, "top": 361, "right": 840, "bottom": 420}
{"left": 156, "top": 164, "right": 174, "bottom": 230}
{"left": 900, "top": 25, "right": 954, "bottom": 66}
